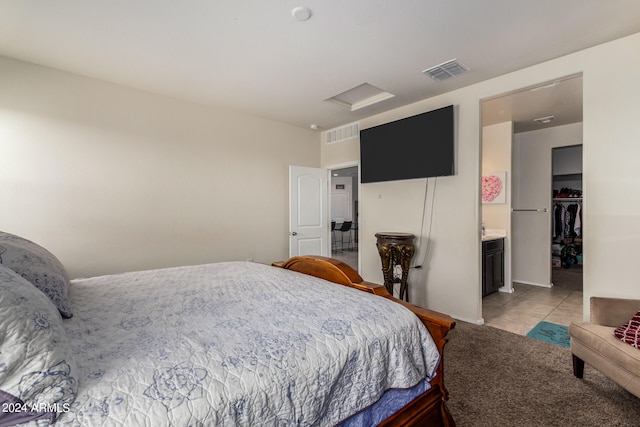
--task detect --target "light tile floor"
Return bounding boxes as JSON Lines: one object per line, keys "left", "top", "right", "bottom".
{"left": 331, "top": 247, "right": 359, "bottom": 271}
{"left": 483, "top": 282, "right": 583, "bottom": 336}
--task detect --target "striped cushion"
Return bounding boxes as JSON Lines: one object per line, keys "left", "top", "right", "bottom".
{"left": 614, "top": 310, "right": 640, "bottom": 349}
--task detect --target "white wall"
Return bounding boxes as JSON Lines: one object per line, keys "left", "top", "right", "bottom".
{"left": 512, "top": 123, "right": 582, "bottom": 287}
{"left": 322, "top": 32, "right": 640, "bottom": 322}
{"left": 328, "top": 99, "right": 483, "bottom": 324}
{"left": 0, "top": 56, "right": 320, "bottom": 278}
{"left": 553, "top": 145, "right": 583, "bottom": 192}
{"left": 482, "top": 122, "right": 513, "bottom": 293}
{"left": 553, "top": 145, "right": 583, "bottom": 176}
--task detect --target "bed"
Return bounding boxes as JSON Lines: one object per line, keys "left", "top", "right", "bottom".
{"left": 0, "top": 231, "right": 455, "bottom": 426}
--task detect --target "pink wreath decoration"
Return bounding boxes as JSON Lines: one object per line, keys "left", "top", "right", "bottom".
{"left": 482, "top": 175, "right": 503, "bottom": 202}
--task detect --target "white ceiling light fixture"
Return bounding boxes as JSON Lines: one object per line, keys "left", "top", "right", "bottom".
{"left": 326, "top": 83, "right": 395, "bottom": 112}
{"left": 292, "top": 7, "right": 312, "bottom": 21}
{"left": 422, "top": 59, "right": 470, "bottom": 81}
{"left": 533, "top": 115, "right": 556, "bottom": 124}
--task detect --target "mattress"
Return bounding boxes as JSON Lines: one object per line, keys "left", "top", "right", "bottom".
{"left": 22, "top": 261, "right": 440, "bottom": 426}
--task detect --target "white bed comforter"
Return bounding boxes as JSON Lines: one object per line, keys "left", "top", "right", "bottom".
{"left": 53, "top": 262, "right": 439, "bottom": 426}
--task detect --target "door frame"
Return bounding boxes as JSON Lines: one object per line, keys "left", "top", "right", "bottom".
{"left": 480, "top": 74, "right": 584, "bottom": 311}
{"left": 327, "top": 161, "right": 360, "bottom": 272}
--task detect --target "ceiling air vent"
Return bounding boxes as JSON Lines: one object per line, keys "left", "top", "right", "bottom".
{"left": 422, "top": 59, "right": 470, "bottom": 81}
{"left": 325, "top": 122, "right": 359, "bottom": 144}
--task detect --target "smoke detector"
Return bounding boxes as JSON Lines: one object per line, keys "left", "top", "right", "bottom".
{"left": 292, "top": 7, "right": 312, "bottom": 21}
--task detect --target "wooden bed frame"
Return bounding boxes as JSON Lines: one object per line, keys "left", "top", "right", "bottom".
{"left": 273, "top": 255, "right": 456, "bottom": 427}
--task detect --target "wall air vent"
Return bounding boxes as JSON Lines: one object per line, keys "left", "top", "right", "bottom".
{"left": 422, "top": 59, "right": 470, "bottom": 81}
{"left": 325, "top": 122, "right": 360, "bottom": 144}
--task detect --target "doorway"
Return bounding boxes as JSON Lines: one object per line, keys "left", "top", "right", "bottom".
{"left": 481, "top": 74, "right": 584, "bottom": 335}
{"left": 551, "top": 145, "right": 583, "bottom": 292}
{"left": 330, "top": 166, "right": 358, "bottom": 270}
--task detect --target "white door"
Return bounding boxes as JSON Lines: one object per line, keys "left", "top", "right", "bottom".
{"left": 330, "top": 177, "right": 352, "bottom": 223}
{"left": 511, "top": 137, "right": 552, "bottom": 286}
{"left": 289, "top": 165, "right": 328, "bottom": 258}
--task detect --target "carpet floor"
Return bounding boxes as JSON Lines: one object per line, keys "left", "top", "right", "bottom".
{"left": 444, "top": 321, "right": 640, "bottom": 426}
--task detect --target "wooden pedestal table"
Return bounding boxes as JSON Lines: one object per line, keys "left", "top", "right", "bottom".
{"left": 375, "top": 232, "right": 415, "bottom": 302}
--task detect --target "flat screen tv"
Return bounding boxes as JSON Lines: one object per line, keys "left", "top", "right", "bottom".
{"left": 360, "top": 105, "right": 455, "bottom": 183}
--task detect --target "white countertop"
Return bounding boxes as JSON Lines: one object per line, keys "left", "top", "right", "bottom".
{"left": 482, "top": 234, "right": 505, "bottom": 241}
{"left": 482, "top": 229, "right": 506, "bottom": 241}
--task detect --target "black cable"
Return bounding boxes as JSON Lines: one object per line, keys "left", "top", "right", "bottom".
{"left": 414, "top": 178, "right": 429, "bottom": 264}
{"left": 414, "top": 177, "right": 437, "bottom": 268}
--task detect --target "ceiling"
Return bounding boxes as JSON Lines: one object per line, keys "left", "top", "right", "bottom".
{"left": 482, "top": 74, "right": 583, "bottom": 133}
{"left": 1, "top": 1, "right": 639, "bottom": 131}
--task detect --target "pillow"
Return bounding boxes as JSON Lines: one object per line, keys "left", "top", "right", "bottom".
{"left": 0, "top": 264, "right": 78, "bottom": 425}
{"left": 613, "top": 310, "right": 640, "bottom": 349}
{"left": 0, "top": 231, "right": 72, "bottom": 318}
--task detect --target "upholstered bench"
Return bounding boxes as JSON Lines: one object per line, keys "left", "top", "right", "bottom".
{"left": 569, "top": 297, "right": 640, "bottom": 398}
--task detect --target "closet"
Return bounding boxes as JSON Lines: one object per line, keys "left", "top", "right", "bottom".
{"left": 552, "top": 145, "right": 582, "bottom": 270}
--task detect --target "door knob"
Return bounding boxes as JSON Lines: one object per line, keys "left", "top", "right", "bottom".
{"left": 290, "top": 232, "right": 298, "bottom": 236}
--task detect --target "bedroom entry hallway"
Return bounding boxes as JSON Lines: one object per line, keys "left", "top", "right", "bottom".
{"left": 329, "top": 166, "right": 359, "bottom": 271}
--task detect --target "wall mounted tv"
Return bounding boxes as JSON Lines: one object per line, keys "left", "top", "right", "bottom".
{"left": 360, "top": 105, "right": 455, "bottom": 183}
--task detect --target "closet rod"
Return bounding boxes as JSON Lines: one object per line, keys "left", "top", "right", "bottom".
{"left": 511, "top": 208, "right": 548, "bottom": 212}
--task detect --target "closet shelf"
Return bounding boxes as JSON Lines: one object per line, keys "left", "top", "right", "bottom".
{"left": 553, "top": 173, "right": 582, "bottom": 181}
{"left": 553, "top": 198, "right": 583, "bottom": 201}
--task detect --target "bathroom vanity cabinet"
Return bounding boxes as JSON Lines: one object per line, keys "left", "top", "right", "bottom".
{"left": 482, "top": 237, "right": 504, "bottom": 297}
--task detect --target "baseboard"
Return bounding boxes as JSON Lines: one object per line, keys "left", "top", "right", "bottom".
{"left": 513, "top": 280, "right": 553, "bottom": 288}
